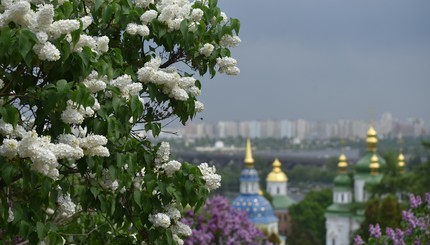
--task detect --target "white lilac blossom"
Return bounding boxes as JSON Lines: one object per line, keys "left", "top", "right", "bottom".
{"left": 0, "top": 139, "right": 18, "bottom": 159}
{"left": 216, "top": 57, "right": 240, "bottom": 75}
{"left": 79, "top": 134, "right": 108, "bottom": 148}
{"left": 16, "top": 133, "right": 60, "bottom": 179}
{"left": 194, "top": 101, "right": 204, "bottom": 112}
{"left": 157, "top": 0, "right": 192, "bottom": 31}
{"left": 173, "top": 234, "right": 184, "bottom": 245}
{"left": 149, "top": 213, "right": 171, "bottom": 228}
{"left": 0, "top": 79, "right": 4, "bottom": 89}
{"left": 197, "top": 162, "right": 221, "bottom": 191}
{"left": 155, "top": 141, "right": 170, "bottom": 164}
{"left": 199, "top": 43, "right": 214, "bottom": 57}
{"left": 219, "top": 34, "right": 241, "bottom": 48}
{"left": 7, "top": 207, "right": 14, "bottom": 222}
{"left": 133, "top": 167, "right": 145, "bottom": 191}
{"left": 57, "top": 134, "right": 80, "bottom": 148}
{"left": 80, "top": 16, "right": 93, "bottom": 29}
{"left": 49, "top": 19, "right": 80, "bottom": 39}
{"left": 190, "top": 8, "right": 204, "bottom": 22}
{"left": 82, "top": 71, "right": 107, "bottom": 93}
{"left": 61, "top": 104, "right": 84, "bottom": 125}
{"left": 49, "top": 143, "right": 84, "bottom": 160}
{"left": 164, "top": 205, "right": 181, "bottom": 220}
{"left": 110, "top": 74, "right": 143, "bottom": 99}
{"left": 100, "top": 169, "right": 119, "bottom": 191}
{"left": 135, "top": 0, "right": 153, "bottom": 8}
{"left": 161, "top": 160, "right": 181, "bottom": 176}
{"left": 33, "top": 41, "right": 61, "bottom": 61}
{"left": 0, "top": 120, "right": 13, "bottom": 136}
{"left": 58, "top": 193, "right": 77, "bottom": 218}
{"left": 140, "top": 10, "right": 158, "bottom": 24}
{"left": 171, "top": 221, "right": 192, "bottom": 237}
{"left": 34, "top": 4, "right": 54, "bottom": 31}
{"left": 126, "top": 23, "right": 139, "bottom": 35}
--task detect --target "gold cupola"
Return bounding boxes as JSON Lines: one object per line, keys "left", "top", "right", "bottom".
{"left": 338, "top": 153, "right": 348, "bottom": 174}
{"left": 369, "top": 153, "right": 380, "bottom": 175}
{"left": 366, "top": 126, "right": 378, "bottom": 152}
{"left": 398, "top": 152, "right": 406, "bottom": 173}
{"left": 244, "top": 138, "right": 255, "bottom": 168}
{"left": 266, "top": 158, "right": 288, "bottom": 182}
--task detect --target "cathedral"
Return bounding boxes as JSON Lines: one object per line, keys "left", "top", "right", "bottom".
{"left": 232, "top": 138, "right": 296, "bottom": 243}
{"left": 325, "top": 126, "right": 405, "bottom": 245}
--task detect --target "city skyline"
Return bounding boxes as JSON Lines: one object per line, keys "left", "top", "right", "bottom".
{"left": 194, "top": 0, "right": 430, "bottom": 123}
{"left": 163, "top": 112, "right": 428, "bottom": 140}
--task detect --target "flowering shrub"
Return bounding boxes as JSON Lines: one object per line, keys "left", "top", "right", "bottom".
{"left": 0, "top": 0, "right": 239, "bottom": 243}
{"left": 354, "top": 193, "right": 430, "bottom": 245}
{"left": 182, "top": 195, "right": 270, "bottom": 245}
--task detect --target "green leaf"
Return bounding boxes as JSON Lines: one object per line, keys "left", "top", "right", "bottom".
{"left": 36, "top": 222, "right": 46, "bottom": 240}
{"left": 95, "top": 0, "right": 104, "bottom": 11}
{"left": 102, "top": 5, "right": 113, "bottom": 23}
{"left": 0, "top": 104, "right": 20, "bottom": 127}
{"left": 130, "top": 95, "right": 144, "bottom": 122}
{"left": 1, "top": 164, "right": 17, "bottom": 184}
{"left": 62, "top": 1, "right": 74, "bottom": 17}
{"left": 133, "top": 190, "right": 142, "bottom": 208}
{"left": 18, "top": 29, "right": 36, "bottom": 62}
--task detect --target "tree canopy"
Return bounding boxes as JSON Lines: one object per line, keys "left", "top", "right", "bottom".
{"left": 0, "top": 0, "right": 240, "bottom": 243}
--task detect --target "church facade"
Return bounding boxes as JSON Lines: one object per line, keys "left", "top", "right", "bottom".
{"left": 325, "top": 127, "right": 387, "bottom": 245}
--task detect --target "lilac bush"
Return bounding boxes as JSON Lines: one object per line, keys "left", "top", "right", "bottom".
{"left": 182, "top": 195, "right": 270, "bottom": 245}
{"left": 355, "top": 193, "right": 430, "bottom": 245}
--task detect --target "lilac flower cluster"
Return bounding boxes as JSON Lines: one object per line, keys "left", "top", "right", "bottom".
{"left": 354, "top": 193, "right": 430, "bottom": 245}
{"left": 182, "top": 196, "right": 270, "bottom": 245}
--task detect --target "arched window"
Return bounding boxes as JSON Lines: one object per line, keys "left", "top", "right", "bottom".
{"left": 332, "top": 238, "right": 336, "bottom": 245}
{"left": 277, "top": 186, "right": 280, "bottom": 194}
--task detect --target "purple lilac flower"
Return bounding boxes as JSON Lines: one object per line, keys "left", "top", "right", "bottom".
{"left": 409, "top": 194, "right": 422, "bottom": 209}
{"left": 183, "top": 195, "right": 268, "bottom": 245}
{"left": 425, "top": 193, "right": 430, "bottom": 209}
{"left": 394, "top": 228, "right": 405, "bottom": 245}
{"left": 386, "top": 227, "right": 396, "bottom": 240}
{"left": 369, "top": 224, "right": 381, "bottom": 238}
{"left": 354, "top": 235, "right": 365, "bottom": 245}
{"left": 402, "top": 210, "right": 418, "bottom": 228}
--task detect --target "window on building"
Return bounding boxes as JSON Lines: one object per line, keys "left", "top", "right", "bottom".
{"left": 341, "top": 193, "right": 344, "bottom": 203}
{"left": 277, "top": 186, "right": 280, "bottom": 194}
{"left": 332, "top": 239, "right": 336, "bottom": 245}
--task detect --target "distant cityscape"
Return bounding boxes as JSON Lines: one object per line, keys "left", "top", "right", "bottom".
{"left": 161, "top": 112, "right": 429, "bottom": 140}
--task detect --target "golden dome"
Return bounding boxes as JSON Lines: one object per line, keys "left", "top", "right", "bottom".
{"left": 398, "top": 153, "right": 406, "bottom": 168}
{"left": 244, "top": 138, "right": 255, "bottom": 168}
{"left": 338, "top": 154, "right": 348, "bottom": 173}
{"left": 370, "top": 153, "right": 380, "bottom": 175}
{"left": 366, "top": 126, "right": 378, "bottom": 152}
{"left": 258, "top": 189, "right": 263, "bottom": 196}
{"left": 266, "top": 158, "right": 288, "bottom": 182}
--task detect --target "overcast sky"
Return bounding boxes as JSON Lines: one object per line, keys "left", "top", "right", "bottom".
{"left": 195, "top": 0, "right": 430, "bottom": 123}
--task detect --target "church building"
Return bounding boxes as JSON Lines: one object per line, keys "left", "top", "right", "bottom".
{"left": 325, "top": 126, "right": 387, "bottom": 245}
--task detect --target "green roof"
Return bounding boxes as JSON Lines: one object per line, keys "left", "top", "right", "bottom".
{"left": 326, "top": 203, "right": 353, "bottom": 216}
{"left": 272, "top": 195, "right": 296, "bottom": 210}
{"left": 334, "top": 174, "right": 353, "bottom": 188}
{"left": 355, "top": 151, "right": 386, "bottom": 174}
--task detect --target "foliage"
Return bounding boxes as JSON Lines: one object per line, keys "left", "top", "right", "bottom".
{"left": 181, "top": 195, "right": 270, "bottom": 245}
{"left": 0, "top": 0, "right": 241, "bottom": 243}
{"left": 355, "top": 195, "right": 402, "bottom": 241}
{"left": 287, "top": 189, "right": 332, "bottom": 245}
{"left": 354, "top": 193, "right": 430, "bottom": 245}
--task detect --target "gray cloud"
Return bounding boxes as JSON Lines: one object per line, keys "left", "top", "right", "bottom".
{"left": 197, "top": 0, "right": 430, "bottom": 122}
